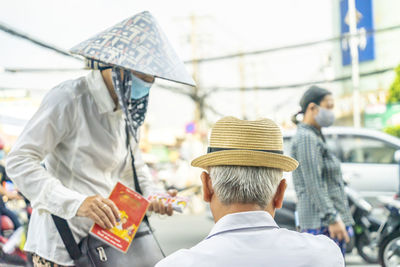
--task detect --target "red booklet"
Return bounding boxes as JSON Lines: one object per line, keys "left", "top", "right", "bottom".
{"left": 90, "top": 182, "right": 150, "bottom": 253}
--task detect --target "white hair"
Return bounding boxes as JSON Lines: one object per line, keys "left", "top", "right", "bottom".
{"left": 209, "top": 166, "right": 283, "bottom": 208}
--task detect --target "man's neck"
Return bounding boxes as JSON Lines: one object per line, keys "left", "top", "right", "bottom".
{"left": 212, "top": 203, "right": 264, "bottom": 223}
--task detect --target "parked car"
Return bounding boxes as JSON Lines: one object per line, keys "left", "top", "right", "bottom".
{"left": 282, "top": 127, "right": 400, "bottom": 205}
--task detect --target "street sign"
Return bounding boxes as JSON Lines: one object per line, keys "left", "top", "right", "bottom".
{"left": 364, "top": 103, "right": 400, "bottom": 129}
{"left": 340, "top": 0, "right": 375, "bottom": 66}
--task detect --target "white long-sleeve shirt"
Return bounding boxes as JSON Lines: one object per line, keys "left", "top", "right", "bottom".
{"left": 6, "top": 70, "right": 159, "bottom": 266}
{"left": 156, "top": 211, "right": 345, "bottom": 267}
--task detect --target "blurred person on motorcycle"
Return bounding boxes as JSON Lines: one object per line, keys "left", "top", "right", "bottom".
{"left": 290, "top": 86, "right": 354, "bottom": 256}
{"left": 6, "top": 11, "right": 195, "bottom": 267}
{"left": 0, "top": 162, "right": 22, "bottom": 233}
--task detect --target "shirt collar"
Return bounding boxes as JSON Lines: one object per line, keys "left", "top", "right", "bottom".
{"left": 299, "top": 123, "right": 324, "bottom": 138}
{"left": 206, "top": 211, "right": 279, "bottom": 239}
{"left": 299, "top": 123, "right": 325, "bottom": 143}
{"left": 86, "top": 70, "right": 116, "bottom": 114}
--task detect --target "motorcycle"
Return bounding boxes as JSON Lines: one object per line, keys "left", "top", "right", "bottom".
{"left": 275, "top": 184, "right": 381, "bottom": 264}
{"left": 378, "top": 196, "right": 400, "bottom": 267}
{"left": 0, "top": 209, "right": 33, "bottom": 266}
{"left": 0, "top": 180, "right": 33, "bottom": 266}
{"left": 345, "top": 185, "right": 381, "bottom": 264}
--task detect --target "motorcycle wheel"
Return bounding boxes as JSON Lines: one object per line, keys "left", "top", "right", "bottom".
{"left": 379, "top": 232, "right": 400, "bottom": 267}
{"left": 356, "top": 233, "right": 379, "bottom": 264}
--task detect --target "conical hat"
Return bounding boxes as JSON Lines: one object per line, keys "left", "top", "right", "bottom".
{"left": 70, "top": 11, "right": 195, "bottom": 86}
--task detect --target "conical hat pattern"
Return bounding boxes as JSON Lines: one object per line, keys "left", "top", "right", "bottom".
{"left": 70, "top": 11, "right": 195, "bottom": 86}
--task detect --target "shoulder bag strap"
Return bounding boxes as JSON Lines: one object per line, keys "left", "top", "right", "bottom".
{"left": 51, "top": 214, "right": 82, "bottom": 260}
{"left": 125, "top": 121, "right": 165, "bottom": 257}
{"left": 125, "top": 121, "right": 149, "bottom": 225}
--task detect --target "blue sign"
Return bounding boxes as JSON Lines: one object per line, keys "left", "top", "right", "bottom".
{"left": 340, "top": 0, "right": 375, "bottom": 66}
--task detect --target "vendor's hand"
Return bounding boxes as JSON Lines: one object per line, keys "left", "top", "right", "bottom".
{"left": 77, "top": 195, "right": 120, "bottom": 230}
{"left": 328, "top": 219, "right": 350, "bottom": 243}
{"left": 148, "top": 189, "right": 178, "bottom": 216}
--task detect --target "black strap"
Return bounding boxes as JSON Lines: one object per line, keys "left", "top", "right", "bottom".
{"left": 51, "top": 214, "right": 82, "bottom": 260}
{"left": 125, "top": 121, "right": 165, "bottom": 257}
{"left": 125, "top": 121, "right": 150, "bottom": 225}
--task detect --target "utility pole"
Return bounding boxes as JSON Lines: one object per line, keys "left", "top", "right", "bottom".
{"left": 239, "top": 53, "right": 246, "bottom": 119}
{"left": 252, "top": 63, "right": 260, "bottom": 118}
{"left": 348, "top": 0, "right": 361, "bottom": 128}
{"left": 190, "top": 14, "right": 201, "bottom": 125}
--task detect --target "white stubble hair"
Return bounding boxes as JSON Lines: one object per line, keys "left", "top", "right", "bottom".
{"left": 209, "top": 166, "right": 283, "bottom": 208}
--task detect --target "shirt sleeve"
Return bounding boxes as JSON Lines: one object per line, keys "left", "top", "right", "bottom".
{"left": 5, "top": 87, "right": 87, "bottom": 219}
{"left": 295, "top": 133, "right": 337, "bottom": 221}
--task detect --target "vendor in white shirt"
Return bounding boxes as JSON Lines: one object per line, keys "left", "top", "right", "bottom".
{"left": 156, "top": 117, "right": 345, "bottom": 267}
{"left": 6, "top": 11, "right": 195, "bottom": 267}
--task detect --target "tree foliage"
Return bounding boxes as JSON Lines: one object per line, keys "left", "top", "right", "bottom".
{"left": 384, "top": 125, "right": 400, "bottom": 138}
{"left": 387, "top": 64, "right": 400, "bottom": 103}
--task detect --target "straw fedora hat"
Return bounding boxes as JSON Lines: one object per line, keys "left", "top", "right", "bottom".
{"left": 191, "top": 117, "right": 298, "bottom": 172}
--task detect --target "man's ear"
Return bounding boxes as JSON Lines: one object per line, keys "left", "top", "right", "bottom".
{"left": 273, "top": 179, "right": 287, "bottom": 209}
{"left": 200, "top": 171, "right": 213, "bottom": 203}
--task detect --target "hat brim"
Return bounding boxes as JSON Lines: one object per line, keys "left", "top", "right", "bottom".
{"left": 191, "top": 150, "right": 298, "bottom": 172}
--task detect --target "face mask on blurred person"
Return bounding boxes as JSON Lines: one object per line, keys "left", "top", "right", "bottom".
{"left": 130, "top": 74, "right": 153, "bottom": 100}
{"left": 0, "top": 150, "right": 4, "bottom": 160}
{"left": 315, "top": 106, "right": 335, "bottom": 127}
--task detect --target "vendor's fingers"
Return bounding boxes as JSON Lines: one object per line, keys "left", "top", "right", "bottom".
{"left": 92, "top": 205, "right": 114, "bottom": 229}
{"left": 151, "top": 201, "right": 161, "bottom": 213}
{"left": 102, "top": 198, "right": 120, "bottom": 221}
{"left": 98, "top": 201, "right": 117, "bottom": 226}
{"left": 95, "top": 199, "right": 117, "bottom": 226}
{"left": 158, "top": 201, "right": 166, "bottom": 215}
{"left": 148, "top": 202, "right": 154, "bottom": 212}
{"left": 89, "top": 210, "right": 106, "bottom": 229}
{"left": 167, "top": 189, "right": 178, "bottom": 197}
{"left": 166, "top": 203, "right": 173, "bottom": 216}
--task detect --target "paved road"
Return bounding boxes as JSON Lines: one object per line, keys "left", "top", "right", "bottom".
{"left": 151, "top": 212, "right": 380, "bottom": 267}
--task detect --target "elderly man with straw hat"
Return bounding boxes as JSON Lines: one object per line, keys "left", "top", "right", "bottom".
{"left": 6, "top": 11, "right": 195, "bottom": 267}
{"left": 156, "top": 116, "right": 344, "bottom": 267}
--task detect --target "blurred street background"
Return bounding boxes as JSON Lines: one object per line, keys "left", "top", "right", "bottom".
{"left": 1, "top": 0, "right": 400, "bottom": 266}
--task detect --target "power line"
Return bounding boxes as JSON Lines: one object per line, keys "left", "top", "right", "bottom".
{"left": 157, "top": 66, "right": 396, "bottom": 93}
{"left": 0, "top": 21, "right": 82, "bottom": 61}
{"left": 184, "top": 24, "right": 400, "bottom": 64}
{"left": 2, "top": 66, "right": 393, "bottom": 94}
{"left": 210, "top": 67, "right": 395, "bottom": 92}
{"left": 4, "top": 68, "right": 85, "bottom": 73}
{"left": 2, "top": 20, "right": 400, "bottom": 67}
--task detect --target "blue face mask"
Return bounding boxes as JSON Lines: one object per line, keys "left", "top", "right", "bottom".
{"left": 0, "top": 150, "right": 4, "bottom": 160}
{"left": 315, "top": 106, "right": 335, "bottom": 127}
{"left": 130, "top": 74, "right": 153, "bottom": 100}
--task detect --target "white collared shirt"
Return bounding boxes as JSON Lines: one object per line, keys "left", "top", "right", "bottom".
{"left": 156, "top": 211, "right": 344, "bottom": 267}
{"left": 6, "top": 70, "right": 159, "bottom": 266}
